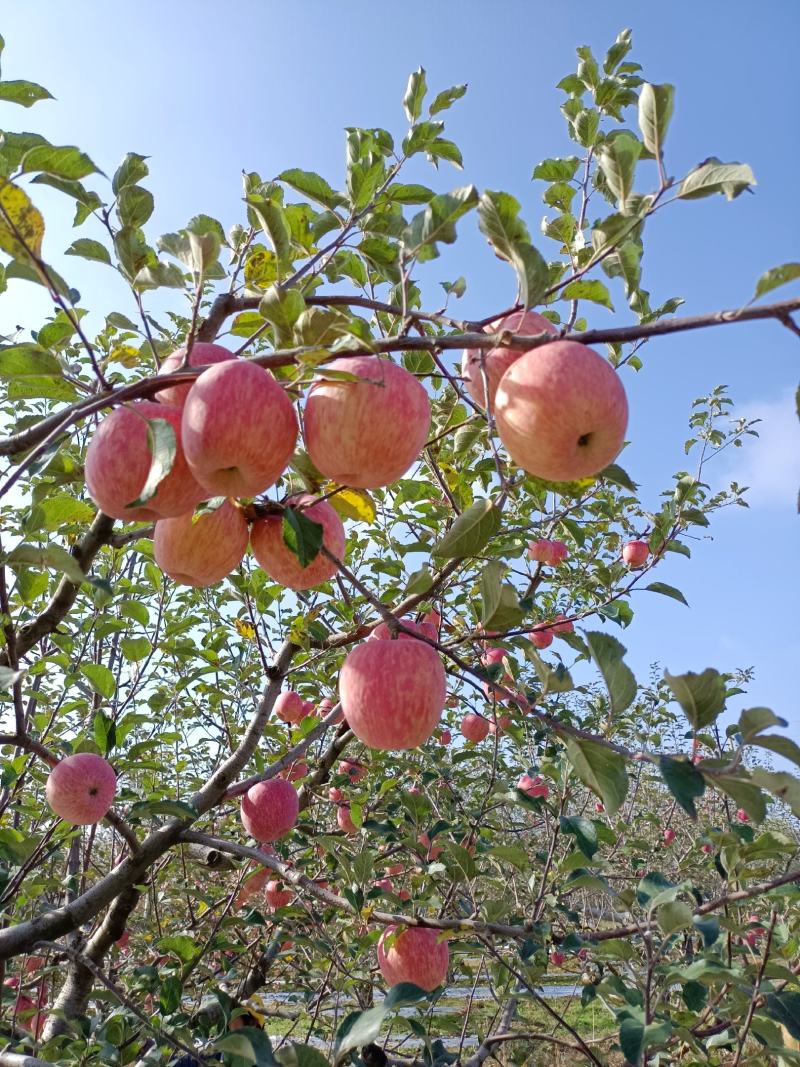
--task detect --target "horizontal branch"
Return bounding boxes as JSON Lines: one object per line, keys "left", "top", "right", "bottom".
{"left": 2, "top": 296, "right": 797, "bottom": 460}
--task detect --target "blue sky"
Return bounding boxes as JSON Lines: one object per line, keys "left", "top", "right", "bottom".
{"left": 1, "top": 1, "right": 798, "bottom": 733}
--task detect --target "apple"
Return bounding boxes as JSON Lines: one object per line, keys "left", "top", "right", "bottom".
{"left": 377, "top": 925, "right": 449, "bottom": 991}
{"left": 551, "top": 614, "right": 574, "bottom": 634}
{"left": 304, "top": 355, "right": 431, "bottom": 489}
{"left": 328, "top": 787, "right": 344, "bottom": 803}
{"left": 156, "top": 342, "right": 236, "bottom": 408}
{"left": 275, "top": 690, "right": 308, "bottom": 725}
{"left": 423, "top": 609, "right": 441, "bottom": 631}
{"left": 46, "top": 752, "right": 117, "bottom": 825}
{"left": 663, "top": 828, "right": 676, "bottom": 845}
{"left": 595, "top": 801, "right": 605, "bottom": 813}
{"left": 418, "top": 832, "right": 442, "bottom": 860}
{"left": 528, "top": 625, "right": 553, "bottom": 650}
{"left": 701, "top": 843, "right": 714, "bottom": 854}
{"left": 85, "top": 401, "right": 207, "bottom": 521}
{"left": 408, "top": 784, "right": 422, "bottom": 796}
{"left": 338, "top": 759, "right": 367, "bottom": 783}
{"left": 495, "top": 340, "right": 628, "bottom": 481}
{"left": 517, "top": 774, "right": 549, "bottom": 799}
{"left": 283, "top": 760, "right": 308, "bottom": 782}
{"left": 385, "top": 863, "right": 405, "bottom": 877}
{"left": 153, "top": 499, "right": 249, "bottom": 587}
{"left": 622, "top": 540, "right": 650, "bottom": 568}
{"left": 182, "top": 360, "right": 298, "bottom": 497}
{"left": 461, "top": 713, "right": 489, "bottom": 743}
{"left": 236, "top": 867, "right": 271, "bottom": 908}
{"left": 240, "top": 779, "right": 299, "bottom": 842}
{"left": 549, "top": 950, "right": 566, "bottom": 967}
{"left": 264, "top": 880, "right": 294, "bottom": 910}
{"left": 398, "top": 888, "right": 411, "bottom": 901}
{"left": 115, "top": 930, "right": 130, "bottom": 951}
{"left": 369, "top": 617, "right": 437, "bottom": 642}
{"left": 438, "top": 729, "right": 452, "bottom": 746}
{"left": 337, "top": 805, "right": 357, "bottom": 835}
{"left": 528, "top": 538, "right": 568, "bottom": 566}
{"left": 461, "top": 310, "right": 558, "bottom": 410}
{"left": 339, "top": 637, "right": 447, "bottom": 750}
{"left": 577, "top": 947, "right": 589, "bottom": 961}
{"left": 250, "top": 494, "right": 346, "bottom": 589}
{"left": 375, "top": 878, "right": 394, "bottom": 893}
{"left": 736, "top": 808, "right": 750, "bottom": 824}
{"left": 489, "top": 714, "right": 512, "bottom": 735}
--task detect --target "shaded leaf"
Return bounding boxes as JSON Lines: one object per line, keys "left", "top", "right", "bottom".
{"left": 126, "top": 418, "right": 176, "bottom": 508}
{"left": 431, "top": 498, "right": 501, "bottom": 558}
{"left": 645, "top": 582, "right": 689, "bottom": 607}
{"left": 585, "top": 631, "right": 637, "bottom": 713}
{"left": 562, "top": 735, "right": 628, "bottom": 815}
{"left": 638, "top": 83, "right": 675, "bottom": 157}
{"left": 282, "top": 508, "right": 324, "bottom": 569}
{"left": 664, "top": 668, "right": 726, "bottom": 729}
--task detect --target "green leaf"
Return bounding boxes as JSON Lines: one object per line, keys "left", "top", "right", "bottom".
{"left": 765, "top": 992, "right": 800, "bottom": 1041}
{"left": 584, "top": 631, "right": 637, "bottom": 714}
{"left": 403, "top": 67, "right": 428, "bottom": 122}
{"left": 738, "top": 706, "right": 787, "bottom": 743}
{"left": 598, "top": 131, "right": 642, "bottom": 211}
{"left": 275, "top": 1044, "right": 331, "bottom": 1067}
{"left": 386, "top": 183, "right": 435, "bottom": 204}
{"left": 157, "top": 933, "right": 198, "bottom": 963}
{"left": 664, "top": 668, "right": 726, "bottom": 730}
{"left": 22, "top": 144, "right": 99, "bottom": 180}
{"left": 427, "top": 138, "right": 463, "bottom": 169}
{"left": 562, "top": 735, "right": 628, "bottom": 816}
{"left": 693, "top": 915, "right": 721, "bottom": 948}
{"left": 658, "top": 900, "right": 693, "bottom": 935}
{"left": 93, "top": 711, "right": 117, "bottom": 755}
{"left": 80, "top": 662, "right": 116, "bottom": 699}
{"left": 282, "top": 508, "right": 324, "bottom": 569}
{"left": 716, "top": 775, "right": 768, "bottom": 823}
{"left": 213, "top": 1028, "right": 278, "bottom": 1066}
{"left": 112, "top": 152, "right": 149, "bottom": 194}
{"left": 533, "top": 157, "right": 581, "bottom": 182}
{"left": 753, "top": 262, "right": 800, "bottom": 301}
{"left": 0, "top": 343, "right": 61, "bottom": 377}
{"left": 277, "top": 168, "right": 345, "bottom": 210}
{"left": 749, "top": 769, "right": 800, "bottom": 818}
{"left": 619, "top": 1010, "right": 646, "bottom": 1066}
{"left": 638, "top": 83, "right": 675, "bottom": 158}
{"left": 431, "top": 498, "right": 501, "bottom": 558}
{"left": 600, "top": 463, "right": 638, "bottom": 492}
{"left": 117, "top": 185, "right": 154, "bottom": 228}
{"left": 0, "top": 79, "right": 53, "bottom": 107}
{"left": 127, "top": 798, "right": 198, "bottom": 822}
{"left": 259, "top": 284, "right": 306, "bottom": 338}
{"left": 126, "top": 418, "right": 176, "bottom": 509}
{"left": 528, "top": 647, "right": 574, "bottom": 694}
{"left": 65, "top": 238, "right": 111, "bottom": 265}
{"left": 559, "top": 815, "right": 599, "bottom": 859}
{"left": 6, "top": 542, "right": 85, "bottom": 584}
{"left": 334, "top": 983, "right": 428, "bottom": 1061}
{"left": 120, "top": 636, "right": 151, "bottom": 662}
{"left": 480, "top": 561, "right": 524, "bottom": 630}
{"left": 753, "top": 734, "right": 800, "bottom": 770}
{"left": 659, "top": 756, "right": 705, "bottom": 819}
{"left": 133, "top": 260, "right": 185, "bottom": 291}
{"left": 429, "top": 83, "right": 467, "bottom": 115}
{"left": 561, "top": 279, "right": 614, "bottom": 311}
{"left": 645, "top": 582, "right": 689, "bottom": 607}
{"left": 402, "top": 185, "right": 478, "bottom": 258}
{"left": 678, "top": 158, "right": 756, "bottom": 201}
{"left": 477, "top": 190, "right": 548, "bottom": 307}
{"left": 404, "top": 566, "right": 434, "bottom": 597}
{"left": 250, "top": 199, "right": 292, "bottom": 268}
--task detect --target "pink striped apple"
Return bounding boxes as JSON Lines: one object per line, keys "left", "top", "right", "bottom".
{"left": 240, "top": 779, "right": 298, "bottom": 842}
{"left": 156, "top": 342, "right": 236, "bottom": 408}
{"left": 622, "top": 540, "right": 650, "bottom": 568}
{"left": 377, "top": 926, "right": 449, "bottom": 991}
{"left": 250, "top": 494, "right": 345, "bottom": 589}
{"left": 461, "top": 310, "right": 557, "bottom": 410}
{"left": 153, "top": 499, "right": 248, "bottom": 587}
{"left": 46, "top": 753, "right": 117, "bottom": 825}
{"left": 461, "top": 713, "right": 489, "bottom": 743}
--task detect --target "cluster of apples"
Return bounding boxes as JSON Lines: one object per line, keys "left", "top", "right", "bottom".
{"left": 84, "top": 344, "right": 432, "bottom": 589}
{"left": 461, "top": 310, "right": 628, "bottom": 482}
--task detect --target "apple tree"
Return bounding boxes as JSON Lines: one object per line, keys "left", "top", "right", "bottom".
{"left": 1, "top": 26, "right": 800, "bottom": 1067}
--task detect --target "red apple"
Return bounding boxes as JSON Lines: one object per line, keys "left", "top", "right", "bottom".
{"left": 337, "top": 805, "right": 357, "bottom": 834}
{"left": 423, "top": 609, "right": 441, "bottom": 631}
{"left": 369, "top": 618, "right": 437, "bottom": 642}
{"left": 339, "top": 637, "right": 447, "bottom": 750}
{"left": 283, "top": 760, "right": 308, "bottom": 782}
{"left": 517, "top": 774, "right": 549, "bottom": 799}
{"left": 275, "top": 690, "right": 307, "bottom": 725}
{"left": 418, "top": 832, "right": 442, "bottom": 860}
{"left": 701, "top": 843, "right": 713, "bottom": 854}
{"left": 462, "top": 713, "right": 489, "bottom": 743}
{"left": 304, "top": 355, "right": 431, "bottom": 488}
{"left": 398, "top": 888, "right": 411, "bottom": 901}
{"left": 377, "top": 926, "right": 449, "bottom": 991}
{"left": 528, "top": 539, "right": 568, "bottom": 566}
{"left": 375, "top": 877, "right": 394, "bottom": 893}
{"left": 115, "top": 930, "right": 130, "bottom": 951}
{"left": 240, "top": 779, "right": 299, "bottom": 842}
{"left": 551, "top": 614, "right": 574, "bottom": 634}
{"left": 622, "top": 540, "right": 650, "bottom": 568}
{"left": 461, "top": 310, "right": 558, "bottom": 410}
{"left": 595, "top": 802, "right": 605, "bottom": 813}
{"left": 736, "top": 808, "right": 750, "bottom": 824}
{"left": 495, "top": 340, "right": 628, "bottom": 481}
{"left": 264, "top": 880, "right": 294, "bottom": 910}
{"left": 438, "top": 729, "right": 452, "bottom": 746}
{"left": 236, "top": 866, "right": 271, "bottom": 908}
{"left": 153, "top": 499, "right": 249, "bottom": 587}
{"left": 549, "top": 950, "right": 566, "bottom": 967}
{"left": 489, "top": 714, "right": 512, "bottom": 735}
{"left": 328, "top": 787, "right": 344, "bottom": 803}
{"left": 156, "top": 342, "right": 236, "bottom": 408}
{"left": 385, "top": 863, "right": 405, "bottom": 877}
{"left": 338, "top": 759, "right": 367, "bottom": 783}
{"left": 663, "top": 828, "right": 676, "bottom": 845}
{"left": 85, "top": 401, "right": 206, "bottom": 521}
{"left": 250, "top": 494, "right": 346, "bottom": 589}
{"left": 182, "top": 360, "right": 298, "bottom": 497}
{"left": 46, "top": 753, "right": 117, "bottom": 825}
{"left": 528, "top": 624, "right": 554, "bottom": 650}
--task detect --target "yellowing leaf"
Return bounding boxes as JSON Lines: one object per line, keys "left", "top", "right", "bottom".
{"left": 243, "top": 245, "right": 277, "bottom": 289}
{"left": 0, "top": 180, "right": 44, "bottom": 260}
{"left": 108, "top": 344, "right": 139, "bottom": 368}
{"left": 527, "top": 472, "right": 596, "bottom": 497}
{"left": 360, "top": 905, "right": 375, "bottom": 921}
{"left": 235, "top": 619, "right": 256, "bottom": 640}
{"left": 327, "top": 484, "right": 376, "bottom": 524}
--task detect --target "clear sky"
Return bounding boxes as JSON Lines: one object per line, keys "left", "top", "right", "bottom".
{"left": 1, "top": 1, "right": 798, "bottom": 732}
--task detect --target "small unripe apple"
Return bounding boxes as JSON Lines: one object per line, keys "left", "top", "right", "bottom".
{"left": 85, "top": 401, "right": 206, "bottom": 521}
{"left": 663, "top": 828, "right": 676, "bottom": 845}
{"left": 622, "top": 540, "right": 650, "bottom": 568}
{"left": 156, "top": 342, "right": 236, "bottom": 408}
{"left": 339, "top": 637, "right": 447, "bottom": 750}
{"left": 337, "top": 806, "right": 357, "bottom": 834}
{"left": 240, "top": 779, "right": 299, "bottom": 842}
{"left": 338, "top": 759, "right": 367, "bottom": 783}
{"left": 154, "top": 499, "right": 249, "bottom": 587}
{"left": 329, "top": 787, "right": 344, "bottom": 803}
{"left": 264, "top": 880, "right": 293, "bottom": 910}
{"left": 304, "top": 355, "right": 431, "bottom": 488}
{"left": 528, "top": 625, "right": 553, "bottom": 650}
{"left": 250, "top": 494, "right": 346, "bottom": 589}
{"left": 182, "top": 360, "right": 298, "bottom": 497}
{"left": 495, "top": 340, "right": 628, "bottom": 481}
{"left": 377, "top": 925, "right": 449, "bottom": 991}
{"left": 275, "top": 690, "right": 307, "bottom": 725}
{"left": 735, "top": 808, "right": 750, "bottom": 823}
{"left": 461, "top": 309, "right": 558, "bottom": 410}
{"left": 461, "top": 713, "right": 489, "bottom": 743}
{"left": 438, "top": 729, "right": 452, "bottom": 746}
{"left": 46, "top": 752, "right": 117, "bottom": 825}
